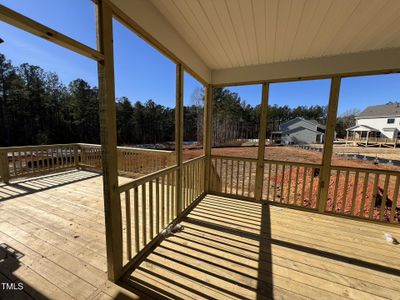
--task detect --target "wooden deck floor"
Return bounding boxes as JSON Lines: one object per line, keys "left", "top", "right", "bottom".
{"left": 1, "top": 172, "right": 400, "bottom": 299}
{"left": 0, "top": 170, "right": 139, "bottom": 300}
{"left": 124, "top": 194, "right": 400, "bottom": 300}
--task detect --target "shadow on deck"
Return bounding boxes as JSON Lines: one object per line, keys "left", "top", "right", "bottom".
{"left": 120, "top": 195, "right": 400, "bottom": 300}
{"left": 0, "top": 170, "right": 101, "bottom": 202}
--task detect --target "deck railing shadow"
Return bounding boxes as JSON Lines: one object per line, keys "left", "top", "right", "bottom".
{"left": 119, "top": 196, "right": 274, "bottom": 299}
{"left": 0, "top": 170, "right": 101, "bottom": 202}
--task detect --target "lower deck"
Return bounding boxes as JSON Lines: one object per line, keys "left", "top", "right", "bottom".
{"left": 0, "top": 171, "right": 399, "bottom": 299}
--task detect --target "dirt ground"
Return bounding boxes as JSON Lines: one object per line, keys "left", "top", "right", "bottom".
{"left": 184, "top": 145, "right": 400, "bottom": 172}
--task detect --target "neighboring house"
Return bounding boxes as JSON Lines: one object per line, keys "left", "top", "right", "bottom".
{"left": 346, "top": 103, "right": 400, "bottom": 142}
{"left": 272, "top": 117, "right": 326, "bottom": 145}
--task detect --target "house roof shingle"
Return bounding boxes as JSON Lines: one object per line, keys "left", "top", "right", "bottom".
{"left": 357, "top": 104, "right": 400, "bottom": 118}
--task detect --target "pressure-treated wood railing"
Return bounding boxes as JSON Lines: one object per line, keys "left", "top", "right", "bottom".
{"left": 118, "top": 156, "right": 205, "bottom": 271}
{"left": 325, "top": 166, "right": 400, "bottom": 223}
{"left": 0, "top": 144, "right": 78, "bottom": 181}
{"left": 79, "top": 143, "right": 175, "bottom": 176}
{"left": 209, "top": 155, "right": 399, "bottom": 224}
{"left": 210, "top": 155, "right": 257, "bottom": 198}
{"left": 261, "top": 160, "right": 322, "bottom": 210}
{"left": 0, "top": 143, "right": 175, "bottom": 182}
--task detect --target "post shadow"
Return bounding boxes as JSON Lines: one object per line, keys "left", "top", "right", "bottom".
{"left": 257, "top": 202, "right": 273, "bottom": 299}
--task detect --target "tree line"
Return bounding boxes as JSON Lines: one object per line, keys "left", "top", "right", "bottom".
{"left": 0, "top": 53, "right": 356, "bottom": 148}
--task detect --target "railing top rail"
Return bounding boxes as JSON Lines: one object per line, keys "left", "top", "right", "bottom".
{"left": 264, "top": 159, "right": 322, "bottom": 168}
{"left": 183, "top": 155, "right": 205, "bottom": 165}
{"left": 331, "top": 165, "right": 400, "bottom": 176}
{"left": 118, "top": 164, "right": 178, "bottom": 193}
{"left": 77, "top": 143, "right": 175, "bottom": 154}
{"left": 210, "top": 154, "right": 257, "bottom": 162}
{"left": 0, "top": 143, "right": 78, "bottom": 151}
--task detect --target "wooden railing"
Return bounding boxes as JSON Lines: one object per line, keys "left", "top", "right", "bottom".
{"left": 262, "top": 160, "right": 322, "bottom": 210}
{"left": 210, "top": 155, "right": 257, "bottom": 198}
{"left": 0, "top": 144, "right": 78, "bottom": 181}
{"left": 118, "top": 156, "right": 205, "bottom": 270}
{"left": 346, "top": 136, "right": 399, "bottom": 144}
{"left": 0, "top": 143, "right": 175, "bottom": 182}
{"left": 325, "top": 166, "right": 400, "bottom": 223}
{"left": 209, "top": 155, "right": 399, "bottom": 224}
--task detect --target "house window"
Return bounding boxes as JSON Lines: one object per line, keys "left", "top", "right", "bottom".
{"left": 387, "top": 118, "right": 395, "bottom": 124}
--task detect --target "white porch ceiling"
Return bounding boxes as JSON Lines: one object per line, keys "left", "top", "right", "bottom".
{"left": 151, "top": 0, "right": 400, "bottom": 70}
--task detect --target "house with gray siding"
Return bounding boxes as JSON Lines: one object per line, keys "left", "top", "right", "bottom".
{"left": 272, "top": 117, "right": 326, "bottom": 145}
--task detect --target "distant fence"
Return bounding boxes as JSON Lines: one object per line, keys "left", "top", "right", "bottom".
{"left": 0, "top": 143, "right": 175, "bottom": 182}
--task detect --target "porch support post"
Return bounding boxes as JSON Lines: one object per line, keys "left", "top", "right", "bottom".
{"left": 0, "top": 149, "right": 10, "bottom": 183}
{"left": 317, "top": 77, "right": 341, "bottom": 213}
{"left": 345, "top": 130, "right": 349, "bottom": 146}
{"left": 96, "top": 0, "right": 122, "bottom": 282}
{"left": 175, "top": 64, "right": 184, "bottom": 216}
{"left": 366, "top": 131, "right": 370, "bottom": 146}
{"left": 255, "top": 82, "right": 269, "bottom": 201}
{"left": 204, "top": 84, "right": 213, "bottom": 193}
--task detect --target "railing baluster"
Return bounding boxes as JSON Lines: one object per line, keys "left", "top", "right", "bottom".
{"left": 293, "top": 165, "right": 299, "bottom": 205}
{"left": 224, "top": 159, "right": 228, "bottom": 194}
{"left": 360, "top": 172, "right": 369, "bottom": 217}
{"left": 267, "top": 162, "right": 272, "bottom": 201}
{"left": 134, "top": 186, "right": 139, "bottom": 253}
{"left": 235, "top": 159, "right": 239, "bottom": 195}
{"left": 149, "top": 179, "right": 154, "bottom": 239}
{"left": 308, "top": 167, "right": 314, "bottom": 208}
{"left": 171, "top": 170, "right": 176, "bottom": 217}
{"left": 142, "top": 182, "right": 147, "bottom": 247}
{"left": 156, "top": 177, "right": 160, "bottom": 232}
{"left": 390, "top": 175, "right": 399, "bottom": 223}
{"left": 242, "top": 161, "right": 246, "bottom": 196}
{"left": 272, "top": 164, "right": 277, "bottom": 202}
{"left": 125, "top": 190, "right": 132, "bottom": 260}
{"left": 369, "top": 173, "right": 379, "bottom": 220}
{"left": 332, "top": 170, "right": 340, "bottom": 212}
{"left": 301, "top": 166, "right": 307, "bottom": 207}
{"left": 287, "top": 165, "right": 292, "bottom": 204}
{"left": 167, "top": 172, "right": 171, "bottom": 222}
{"left": 380, "top": 174, "right": 390, "bottom": 221}
{"left": 161, "top": 175, "right": 165, "bottom": 227}
{"left": 280, "top": 164, "right": 285, "bottom": 203}
{"left": 230, "top": 159, "right": 234, "bottom": 194}
{"left": 249, "top": 161, "right": 253, "bottom": 197}
{"left": 350, "top": 171, "right": 359, "bottom": 215}
{"left": 341, "top": 170, "right": 350, "bottom": 213}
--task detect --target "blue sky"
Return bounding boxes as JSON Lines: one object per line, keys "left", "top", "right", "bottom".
{"left": 0, "top": 0, "right": 399, "bottom": 114}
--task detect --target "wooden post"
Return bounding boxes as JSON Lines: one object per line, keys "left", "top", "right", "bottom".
{"left": 365, "top": 131, "right": 369, "bottom": 146}
{"left": 317, "top": 77, "right": 341, "bottom": 212}
{"left": 255, "top": 83, "right": 269, "bottom": 201}
{"left": 0, "top": 150, "right": 10, "bottom": 183}
{"left": 73, "top": 144, "right": 79, "bottom": 168}
{"left": 96, "top": 0, "right": 122, "bottom": 282}
{"left": 175, "top": 64, "right": 184, "bottom": 216}
{"left": 204, "top": 84, "right": 213, "bottom": 193}
{"left": 345, "top": 130, "right": 349, "bottom": 146}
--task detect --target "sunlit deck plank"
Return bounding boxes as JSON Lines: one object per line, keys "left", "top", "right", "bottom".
{"left": 124, "top": 194, "right": 400, "bottom": 300}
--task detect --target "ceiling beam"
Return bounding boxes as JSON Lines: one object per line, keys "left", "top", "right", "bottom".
{"left": 211, "top": 48, "right": 400, "bottom": 86}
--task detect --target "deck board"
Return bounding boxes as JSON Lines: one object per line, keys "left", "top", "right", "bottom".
{"left": 124, "top": 194, "right": 400, "bottom": 300}
{"left": 0, "top": 170, "right": 140, "bottom": 300}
